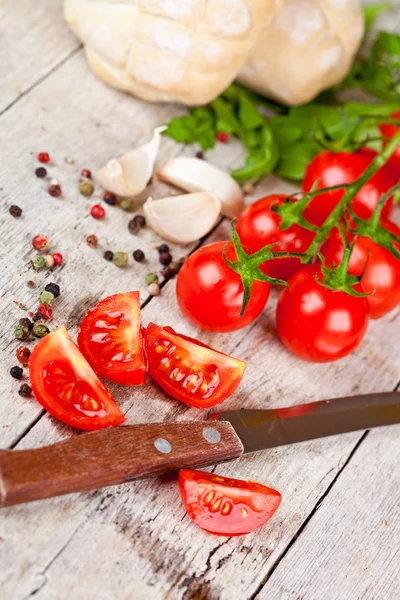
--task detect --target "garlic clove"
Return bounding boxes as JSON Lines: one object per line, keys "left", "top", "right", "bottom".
{"left": 157, "top": 157, "right": 245, "bottom": 219}
{"left": 143, "top": 192, "right": 221, "bottom": 244}
{"left": 96, "top": 126, "right": 165, "bottom": 197}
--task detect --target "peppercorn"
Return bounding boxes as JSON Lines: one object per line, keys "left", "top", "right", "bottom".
{"left": 90, "top": 204, "right": 106, "bottom": 219}
{"left": 133, "top": 249, "right": 145, "bottom": 262}
{"left": 158, "top": 244, "right": 170, "bottom": 254}
{"left": 103, "top": 250, "right": 114, "bottom": 261}
{"left": 38, "top": 290, "right": 55, "bottom": 306}
{"left": 27, "top": 280, "right": 35, "bottom": 288}
{"left": 81, "top": 168, "right": 92, "bottom": 179}
{"left": 18, "top": 383, "right": 32, "bottom": 397}
{"left": 159, "top": 251, "right": 172, "bottom": 266}
{"left": 133, "top": 214, "right": 146, "bottom": 228}
{"left": 38, "top": 152, "right": 50, "bottom": 163}
{"left": 65, "top": 156, "right": 75, "bottom": 164}
{"left": 31, "top": 255, "right": 46, "bottom": 270}
{"left": 145, "top": 272, "right": 158, "bottom": 286}
{"left": 15, "top": 325, "right": 30, "bottom": 340}
{"left": 128, "top": 219, "right": 140, "bottom": 234}
{"left": 44, "top": 282, "right": 60, "bottom": 298}
{"left": 169, "top": 261, "right": 182, "bottom": 274}
{"left": 52, "top": 253, "right": 63, "bottom": 266}
{"left": 86, "top": 234, "right": 98, "bottom": 248}
{"left": 120, "top": 198, "right": 134, "bottom": 212}
{"left": 148, "top": 282, "right": 160, "bottom": 296}
{"left": 32, "top": 234, "right": 48, "bottom": 251}
{"left": 32, "top": 322, "right": 50, "bottom": 338}
{"left": 196, "top": 151, "right": 205, "bottom": 159}
{"left": 32, "top": 312, "right": 43, "bottom": 322}
{"left": 44, "top": 254, "right": 54, "bottom": 268}
{"left": 161, "top": 267, "right": 174, "bottom": 280}
{"left": 35, "top": 167, "right": 47, "bottom": 178}
{"left": 48, "top": 184, "right": 62, "bottom": 198}
{"left": 10, "top": 366, "right": 23, "bottom": 379}
{"left": 19, "top": 317, "right": 33, "bottom": 331}
{"left": 112, "top": 251, "right": 128, "bottom": 268}
{"left": 103, "top": 192, "right": 117, "bottom": 206}
{"left": 9, "top": 205, "right": 22, "bottom": 217}
{"left": 37, "top": 303, "right": 52, "bottom": 320}
{"left": 80, "top": 180, "right": 95, "bottom": 197}
{"left": 16, "top": 346, "right": 31, "bottom": 366}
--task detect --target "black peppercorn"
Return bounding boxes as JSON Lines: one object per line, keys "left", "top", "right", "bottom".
{"left": 103, "top": 192, "right": 117, "bottom": 206}
{"left": 45, "top": 282, "right": 60, "bottom": 298}
{"left": 9, "top": 205, "right": 22, "bottom": 217}
{"left": 18, "top": 383, "right": 32, "bottom": 397}
{"left": 32, "top": 312, "right": 43, "bottom": 322}
{"left": 103, "top": 250, "right": 114, "bottom": 261}
{"left": 195, "top": 151, "right": 205, "bottom": 159}
{"left": 35, "top": 167, "right": 47, "bottom": 178}
{"left": 161, "top": 267, "right": 174, "bottom": 280}
{"left": 133, "top": 249, "right": 145, "bottom": 262}
{"left": 19, "top": 317, "right": 33, "bottom": 331}
{"left": 128, "top": 219, "right": 140, "bottom": 235}
{"left": 158, "top": 244, "right": 170, "bottom": 254}
{"left": 159, "top": 251, "right": 172, "bottom": 266}
{"left": 10, "top": 366, "right": 23, "bottom": 379}
{"left": 133, "top": 214, "right": 146, "bottom": 228}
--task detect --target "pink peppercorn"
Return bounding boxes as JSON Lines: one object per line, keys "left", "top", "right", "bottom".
{"left": 90, "top": 204, "right": 106, "bottom": 219}
{"left": 32, "top": 234, "right": 48, "bottom": 251}
{"left": 48, "top": 184, "right": 62, "bottom": 198}
{"left": 81, "top": 168, "right": 92, "bottom": 178}
{"left": 37, "top": 303, "right": 53, "bottom": 320}
{"left": 52, "top": 253, "right": 63, "bottom": 266}
{"left": 38, "top": 152, "right": 50, "bottom": 163}
{"left": 216, "top": 131, "right": 229, "bottom": 143}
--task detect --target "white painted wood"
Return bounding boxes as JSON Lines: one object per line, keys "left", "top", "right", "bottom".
{"left": 256, "top": 425, "right": 400, "bottom": 600}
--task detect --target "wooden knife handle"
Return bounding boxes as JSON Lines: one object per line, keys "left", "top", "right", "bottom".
{"left": 0, "top": 421, "right": 243, "bottom": 508}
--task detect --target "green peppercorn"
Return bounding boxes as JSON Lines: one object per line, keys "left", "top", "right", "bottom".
{"left": 19, "top": 317, "right": 33, "bottom": 331}
{"left": 145, "top": 272, "right": 158, "bottom": 286}
{"left": 169, "top": 261, "right": 181, "bottom": 274}
{"left": 31, "top": 255, "right": 46, "bottom": 270}
{"left": 119, "top": 198, "right": 134, "bottom": 212}
{"left": 15, "top": 325, "right": 30, "bottom": 340}
{"left": 32, "top": 322, "right": 50, "bottom": 338}
{"left": 112, "top": 251, "right": 128, "bottom": 268}
{"left": 38, "top": 290, "right": 55, "bottom": 306}
{"left": 79, "top": 180, "right": 95, "bottom": 197}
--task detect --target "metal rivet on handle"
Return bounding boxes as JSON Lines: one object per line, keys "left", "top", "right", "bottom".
{"left": 202, "top": 427, "right": 221, "bottom": 444}
{"left": 154, "top": 438, "right": 172, "bottom": 454}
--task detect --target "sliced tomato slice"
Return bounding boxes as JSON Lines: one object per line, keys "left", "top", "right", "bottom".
{"left": 30, "top": 326, "right": 125, "bottom": 430}
{"left": 179, "top": 469, "right": 282, "bottom": 536}
{"left": 144, "top": 323, "right": 246, "bottom": 408}
{"left": 77, "top": 291, "right": 146, "bottom": 385}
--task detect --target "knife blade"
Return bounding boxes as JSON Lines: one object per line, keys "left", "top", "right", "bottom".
{"left": 1, "top": 392, "right": 399, "bottom": 508}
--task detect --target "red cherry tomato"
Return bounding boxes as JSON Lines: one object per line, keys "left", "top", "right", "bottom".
{"left": 145, "top": 323, "right": 246, "bottom": 408}
{"left": 276, "top": 265, "right": 370, "bottom": 362}
{"left": 321, "top": 226, "right": 400, "bottom": 319}
{"left": 29, "top": 326, "right": 125, "bottom": 430}
{"left": 236, "top": 194, "right": 315, "bottom": 280}
{"left": 78, "top": 291, "right": 146, "bottom": 385}
{"left": 379, "top": 110, "right": 400, "bottom": 173}
{"left": 179, "top": 469, "right": 281, "bottom": 536}
{"left": 303, "top": 148, "right": 396, "bottom": 226}
{"left": 176, "top": 241, "right": 270, "bottom": 332}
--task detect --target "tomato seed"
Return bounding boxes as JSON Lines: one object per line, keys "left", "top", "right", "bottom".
{"left": 203, "top": 490, "right": 215, "bottom": 506}
{"left": 241, "top": 508, "right": 248, "bottom": 518}
{"left": 221, "top": 501, "right": 233, "bottom": 516}
{"left": 209, "top": 497, "right": 222, "bottom": 513}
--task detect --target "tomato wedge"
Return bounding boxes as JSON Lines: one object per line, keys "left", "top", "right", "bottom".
{"left": 77, "top": 291, "right": 146, "bottom": 385}
{"left": 144, "top": 323, "right": 246, "bottom": 408}
{"left": 30, "top": 326, "right": 125, "bottom": 430}
{"left": 179, "top": 470, "right": 282, "bottom": 536}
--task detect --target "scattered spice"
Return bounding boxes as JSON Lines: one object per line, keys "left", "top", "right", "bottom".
{"left": 196, "top": 151, "right": 205, "bottom": 159}
{"left": 216, "top": 131, "right": 229, "bottom": 143}
{"left": 48, "top": 184, "right": 62, "bottom": 198}
{"left": 86, "top": 234, "right": 98, "bottom": 248}
{"left": 65, "top": 156, "right": 75, "bottom": 164}
{"left": 45, "top": 282, "right": 60, "bottom": 297}
{"left": 32, "top": 234, "right": 48, "bottom": 251}
{"left": 32, "top": 322, "right": 50, "bottom": 338}
{"left": 169, "top": 261, "right": 182, "bottom": 274}
{"left": 9, "top": 205, "right": 22, "bottom": 218}
{"left": 120, "top": 198, "right": 134, "bottom": 212}
{"left": 103, "top": 250, "right": 114, "bottom": 261}
{"left": 81, "top": 169, "right": 92, "bottom": 179}
{"left": 38, "top": 290, "right": 55, "bottom": 306}
{"left": 133, "top": 214, "right": 146, "bottom": 228}
{"left": 15, "top": 325, "right": 30, "bottom": 341}
{"left": 128, "top": 219, "right": 140, "bottom": 235}
{"left": 148, "top": 282, "right": 160, "bottom": 296}
{"left": 158, "top": 244, "right": 170, "bottom": 254}
{"left": 159, "top": 251, "right": 172, "bottom": 266}
{"left": 112, "top": 251, "right": 128, "bottom": 268}
{"left": 161, "top": 266, "right": 174, "bottom": 280}
{"left": 103, "top": 192, "right": 117, "bottom": 206}
{"left": 32, "top": 312, "right": 43, "bottom": 322}
{"left": 19, "top": 317, "right": 33, "bottom": 331}
{"left": 133, "top": 249, "right": 145, "bottom": 262}
{"left": 18, "top": 383, "right": 32, "bottom": 397}
{"left": 37, "top": 303, "right": 53, "bottom": 320}
{"left": 80, "top": 181, "right": 94, "bottom": 197}
{"left": 31, "top": 255, "right": 46, "bottom": 270}
{"left": 10, "top": 366, "right": 23, "bottom": 379}
{"left": 27, "top": 280, "right": 35, "bottom": 288}
{"left": 90, "top": 204, "right": 106, "bottom": 219}
{"left": 44, "top": 254, "right": 54, "bottom": 268}
{"left": 38, "top": 152, "right": 50, "bottom": 163}
{"left": 145, "top": 272, "right": 158, "bottom": 286}
{"left": 16, "top": 346, "right": 31, "bottom": 366}
{"left": 35, "top": 167, "right": 47, "bottom": 178}
{"left": 52, "top": 253, "right": 63, "bottom": 266}
{"left": 50, "top": 178, "right": 59, "bottom": 186}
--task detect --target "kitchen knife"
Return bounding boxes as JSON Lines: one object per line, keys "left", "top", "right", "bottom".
{"left": 0, "top": 392, "right": 399, "bottom": 508}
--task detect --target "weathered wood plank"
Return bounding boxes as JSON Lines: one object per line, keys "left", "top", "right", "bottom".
{"left": 0, "top": 0, "right": 79, "bottom": 114}
{"left": 255, "top": 424, "right": 400, "bottom": 600}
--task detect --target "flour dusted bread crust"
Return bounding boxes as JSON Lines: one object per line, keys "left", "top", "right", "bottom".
{"left": 64, "top": 0, "right": 272, "bottom": 105}
{"left": 64, "top": 0, "right": 364, "bottom": 106}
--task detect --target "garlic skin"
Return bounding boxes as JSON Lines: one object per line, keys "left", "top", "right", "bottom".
{"left": 157, "top": 157, "right": 245, "bottom": 219}
{"left": 143, "top": 192, "right": 221, "bottom": 244}
{"left": 96, "top": 126, "right": 164, "bottom": 197}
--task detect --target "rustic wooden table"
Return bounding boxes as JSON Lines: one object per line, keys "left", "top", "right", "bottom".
{"left": 1, "top": 2, "right": 399, "bottom": 599}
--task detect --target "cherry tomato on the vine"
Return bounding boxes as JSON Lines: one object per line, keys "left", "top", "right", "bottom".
{"left": 176, "top": 241, "right": 270, "bottom": 332}
{"left": 236, "top": 194, "right": 315, "bottom": 280}
{"left": 179, "top": 469, "right": 282, "bottom": 536}
{"left": 379, "top": 110, "right": 400, "bottom": 174}
{"left": 276, "top": 265, "right": 370, "bottom": 362}
{"left": 303, "top": 148, "right": 397, "bottom": 226}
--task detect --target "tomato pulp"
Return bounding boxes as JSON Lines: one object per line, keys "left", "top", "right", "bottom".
{"left": 176, "top": 241, "right": 270, "bottom": 332}
{"left": 78, "top": 291, "right": 146, "bottom": 385}
{"left": 29, "top": 326, "right": 125, "bottom": 430}
{"left": 276, "top": 265, "right": 370, "bottom": 362}
{"left": 236, "top": 194, "right": 315, "bottom": 280}
{"left": 145, "top": 324, "right": 246, "bottom": 408}
{"left": 179, "top": 469, "right": 281, "bottom": 536}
